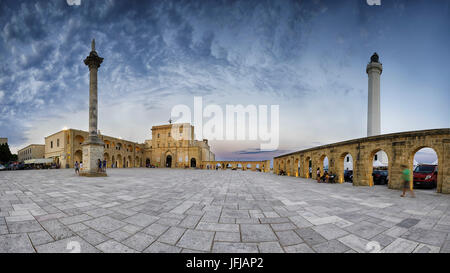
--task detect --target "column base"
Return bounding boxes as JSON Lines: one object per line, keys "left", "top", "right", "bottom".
{"left": 80, "top": 138, "right": 106, "bottom": 177}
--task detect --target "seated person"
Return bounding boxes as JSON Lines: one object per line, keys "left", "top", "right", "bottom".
{"left": 328, "top": 172, "right": 336, "bottom": 183}
{"left": 321, "top": 171, "right": 328, "bottom": 182}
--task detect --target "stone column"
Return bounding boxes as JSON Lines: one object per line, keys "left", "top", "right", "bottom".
{"left": 80, "top": 39, "right": 107, "bottom": 177}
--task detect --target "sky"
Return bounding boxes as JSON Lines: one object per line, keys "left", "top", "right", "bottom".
{"left": 0, "top": 0, "right": 448, "bottom": 162}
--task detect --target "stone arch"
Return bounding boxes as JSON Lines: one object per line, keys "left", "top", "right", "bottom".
{"left": 367, "top": 148, "right": 390, "bottom": 187}
{"left": 286, "top": 159, "right": 292, "bottom": 176}
{"left": 103, "top": 152, "right": 110, "bottom": 167}
{"left": 190, "top": 158, "right": 197, "bottom": 168}
{"left": 127, "top": 155, "right": 132, "bottom": 168}
{"left": 294, "top": 158, "right": 300, "bottom": 177}
{"left": 116, "top": 154, "right": 122, "bottom": 168}
{"left": 273, "top": 159, "right": 278, "bottom": 174}
{"left": 135, "top": 156, "right": 140, "bottom": 167}
{"left": 166, "top": 154, "right": 173, "bottom": 168}
{"left": 146, "top": 158, "right": 150, "bottom": 167}
{"left": 339, "top": 152, "right": 354, "bottom": 184}
{"left": 408, "top": 145, "right": 441, "bottom": 191}
{"left": 74, "top": 150, "right": 82, "bottom": 165}
{"left": 304, "top": 156, "right": 311, "bottom": 178}
{"left": 318, "top": 154, "right": 328, "bottom": 177}
{"left": 111, "top": 155, "right": 115, "bottom": 168}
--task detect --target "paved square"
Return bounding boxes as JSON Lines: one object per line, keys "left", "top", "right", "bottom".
{"left": 0, "top": 168, "right": 449, "bottom": 253}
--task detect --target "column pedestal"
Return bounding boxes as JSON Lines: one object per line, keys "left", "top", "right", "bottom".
{"left": 80, "top": 139, "right": 106, "bottom": 177}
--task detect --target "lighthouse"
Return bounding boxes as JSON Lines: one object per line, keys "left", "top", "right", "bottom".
{"left": 366, "top": 52, "right": 382, "bottom": 137}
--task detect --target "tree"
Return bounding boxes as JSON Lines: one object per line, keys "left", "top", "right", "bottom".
{"left": 0, "top": 143, "right": 13, "bottom": 164}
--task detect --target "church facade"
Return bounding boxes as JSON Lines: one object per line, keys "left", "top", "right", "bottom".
{"left": 144, "top": 123, "right": 215, "bottom": 168}
{"left": 42, "top": 123, "right": 215, "bottom": 169}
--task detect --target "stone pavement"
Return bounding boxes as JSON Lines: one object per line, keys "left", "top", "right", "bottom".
{"left": 0, "top": 168, "right": 449, "bottom": 253}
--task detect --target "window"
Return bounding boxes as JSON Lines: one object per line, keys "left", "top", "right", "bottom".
{"left": 168, "top": 132, "right": 171, "bottom": 137}
{"left": 51, "top": 141, "right": 53, "bottom": 148}
{"left": 157, "top": 133, "right": 160, "bottom": 138}
{"left": 347, "top": 156, "right": 349, "bottom": 162}
{"left": 374, "top": 154, "right": 378, "bottom": 161}
{"left": 57, "top": 139, "right": 60, "bottom": 147}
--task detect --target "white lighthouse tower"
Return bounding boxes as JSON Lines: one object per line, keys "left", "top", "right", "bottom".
{"left": 366, "top": 52, "right": 382, "bottom": 136}
{"left": 366, "top": 53, "right": 388, "bottom": 167}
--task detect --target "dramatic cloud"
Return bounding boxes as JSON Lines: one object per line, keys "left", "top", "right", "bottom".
{"left": 0, "top": 0, "right": 448, "bottom": 162}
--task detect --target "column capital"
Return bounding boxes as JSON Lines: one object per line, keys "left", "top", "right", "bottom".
{"left": 84, "top": 51, "right": 104, "bottom": 69}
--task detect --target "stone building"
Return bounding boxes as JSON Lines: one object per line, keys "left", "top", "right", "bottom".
{"left": 43, "top": 123, "right": 215, "bottom": 169}
{"left": 0, "top": 138, "right": 7, "bottom": 145}
{"left": 45, "top": 129, "right": 145, "bottom": 168}
{"left": 144, "top": 123, "right": 215, "bottom": 168}
{"left": 18, "top": 144, "right": 45, "bottom": 162}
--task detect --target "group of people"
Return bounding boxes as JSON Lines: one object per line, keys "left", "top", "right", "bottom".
{"left": 314, "top": 165, "right": 415, "bottom": 198}
{"left": 97, "top": 159, "right": 107, "bottom": 173}
{"left": 316, "top": 168, "right": 336, "bottom": 183}
{"left": 74, "top": 159, "right": 107, "bottom": 175}
{"left": 74, "top": 161, "right": 82, "bottom": 175}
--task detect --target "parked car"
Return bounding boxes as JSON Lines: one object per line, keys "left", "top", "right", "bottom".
{"left": 7, "top": 162, "right": 19, "bottom": 170}
{"left": 0, "top": 164, "right": 5, "bottom": 171}
{"left": 344, "top": 170, "right": 353, "bottom": 183}
{"left": 413, "top": 164, "right": 437, "bottom": 189}
{"left": 372, "top": 170, "right": 388, "bottom": 185}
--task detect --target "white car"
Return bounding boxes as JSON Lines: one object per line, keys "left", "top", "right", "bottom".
{"left": 0, "top": 164, "right": 5, "bottom": 170}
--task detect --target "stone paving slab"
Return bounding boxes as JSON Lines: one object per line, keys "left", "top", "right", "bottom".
{"left": 0, "top": 168, "right": 449, "bottom": 253}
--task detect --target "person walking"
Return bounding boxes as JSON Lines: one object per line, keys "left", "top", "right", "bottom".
{"left": 74, "top": 161, "right": 79, "bottom": 175}
{"left": 401, "top": 164, "right": 415, "bottom": 198}
{"left": 97, "top": 159, "right": 102, "bottom": 173}
{"left": 316, "top": 167, "right": 321, "bottom": 183}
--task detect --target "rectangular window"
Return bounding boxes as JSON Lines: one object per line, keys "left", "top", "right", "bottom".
{"left": 57, "top": 139, "right": 60, "bottom": 147}
{"left": 51, "top": 141, "right": 53, "bottom": 148}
